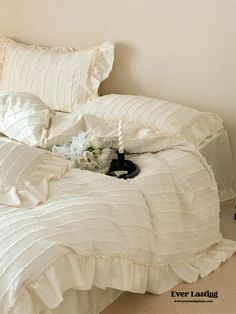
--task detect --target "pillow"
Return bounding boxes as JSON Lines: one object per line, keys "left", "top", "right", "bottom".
{"left": 0, "top": 37, "right": 75, "bottom": 89}
{"left": 0, "top": 38, "right": 114, "bottom": 112}
{"left": 0, "top": 138, "right": 73, "bottom": 208}
{"left": 0, "top": 91, "right": 54, "bottom": 146}
{"left": 81, "top": 94, "right": 223, "bottom": 147}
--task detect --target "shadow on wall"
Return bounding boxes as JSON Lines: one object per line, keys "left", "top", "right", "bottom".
{"left": 100, "top": 42, "right": 142, "bottom": 97}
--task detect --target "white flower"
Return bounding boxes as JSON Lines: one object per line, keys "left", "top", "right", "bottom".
{"left": 77, "top": 157, "right": 87, "bottom": 166}
{"left": 52, "top": 130, "right": 114, "bottom": 171}
{"left": 92, "top": 148, "right": 101, "bottom": 157}
{"left": 97, "top": 153, "right": 109, "bottom": 166}
{"left": 101, "top": 148, "right": 111, "bottom": 157}
{"left": 90, "top": 135, "right": 102, "bottom": 149}
{"left": 77, "top": 154, "right": 99, "bottom": 170}
{"left": 89, "top": 159, "right": 98, "bottom": 169}
{"left": 82, "top": 151, "right": 94, "bottom": 161}
{"left": 83, "top": 161, "right": 92, "bottom": 168}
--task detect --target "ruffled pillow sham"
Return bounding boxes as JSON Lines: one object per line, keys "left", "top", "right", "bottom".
{"left": 0, "top": 37, "right": 114, "bottom": 112}
{"left": 0, "top": 138, "right": 73, "bottom": 208}
{"left": 0, "top": 91, "right": 54, "bottom": 146}
{"left": 81, "top": 94, "right": 224, "bottom": 147}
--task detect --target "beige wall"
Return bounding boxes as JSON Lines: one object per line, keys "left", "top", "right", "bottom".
{"left": 0, "top": 0, "right": 235, "bottom": 157}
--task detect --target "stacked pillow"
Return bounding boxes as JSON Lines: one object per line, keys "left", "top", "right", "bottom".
{"left": 0, "top": 38, "right": 223, "bottom": 149}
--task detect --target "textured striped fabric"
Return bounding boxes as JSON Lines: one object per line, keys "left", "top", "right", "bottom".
{"left": 0, "top": 37, "right": 75, "bottom": 81}
{"left": 0, "top": 91, "right": 53, "bottom": 146}
{"left": 0, "top": 138, "right": 73, "bottom": 208}
{"left": 82, "top": 94, "right": 223, "bottom": 147}
{"left": 0, "top": 138, "right": 236, "bottom": 314}
{"left": 0, "top": 38, "right": 114, "bottom": 112}
{"left": 0, "top": 38, "right": 9, "bottom": 79}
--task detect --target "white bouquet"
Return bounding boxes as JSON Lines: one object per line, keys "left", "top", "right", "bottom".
{"left": 52, "top": 132, "right": 113, "bottom": 173}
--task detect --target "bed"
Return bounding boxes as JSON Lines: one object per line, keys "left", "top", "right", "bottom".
{"left": 0, "top": 38, "right": 235, "bottom": 314}
{"left": 48, "top": 125, "right": 236, "bottom": 314}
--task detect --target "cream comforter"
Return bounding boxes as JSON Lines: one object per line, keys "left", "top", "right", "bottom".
{"left": 1, "top": 116, "right": 236, "bottom": 314}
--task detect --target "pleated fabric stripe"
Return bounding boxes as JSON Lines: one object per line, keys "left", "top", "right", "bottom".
{"left": 0, "top": 91, "right": 53, "bottom": 146}
{"left": 0, "top": 139, "right": 43, "bottom": 186}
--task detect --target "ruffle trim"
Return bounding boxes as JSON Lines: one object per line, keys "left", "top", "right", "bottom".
{"left": 8, "top": 238, "right": 236, "bottom": 314}
{"left": 85, "top": 41, "right": 115, "bottom": 105}
{"left": 0, "top": 152, "right": 73, "bottom": 208}
{"left": 180, "top": 112, "right": 223, "bottom": 147}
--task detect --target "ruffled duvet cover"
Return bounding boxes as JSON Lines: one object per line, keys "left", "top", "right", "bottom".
{"left": 0, "top": 116, "right": 236, "bottom": 314}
